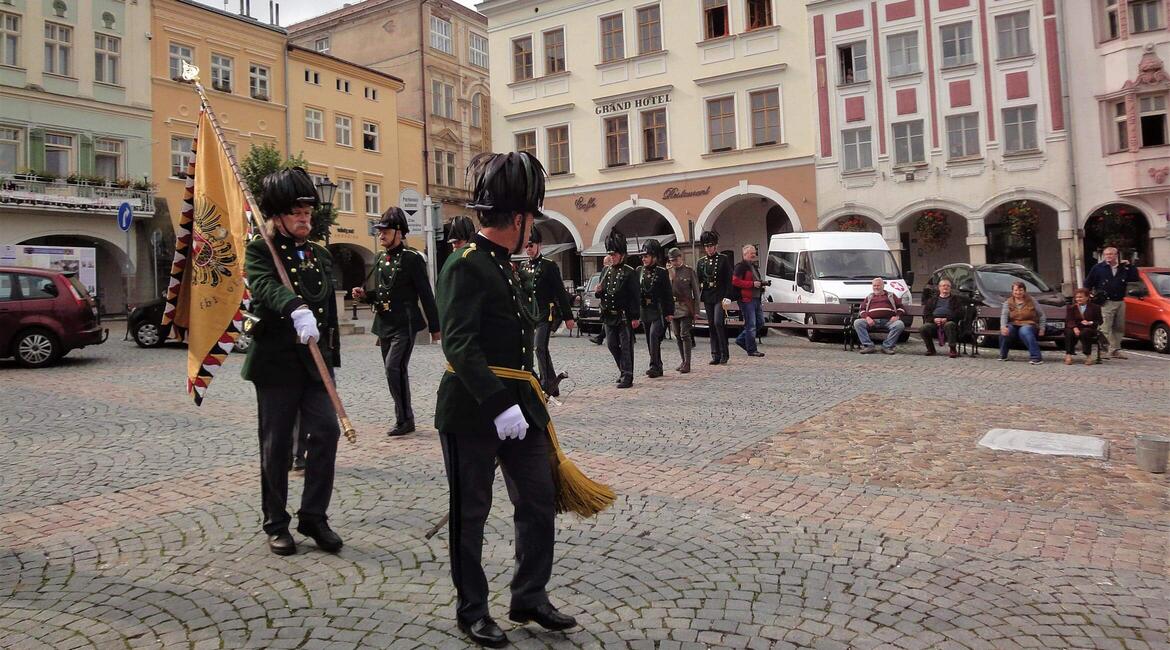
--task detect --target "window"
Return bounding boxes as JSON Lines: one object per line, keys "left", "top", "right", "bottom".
{"left": 636, "top": 5, "right": 662, "bottom": 55}
{"left": 305, "top": 108, "right": 324, "bottom": 141}
{"left": 600, "top": 14, "right": 624, "bottom": 62}
{"left": 364, "top": 87, "right": 379, "bottom": 101}
{"left": 304, "top": 68, "right": 320, "bottom": 85}
{"left": 1139, "top": 95, "right": 1168, "bottom": 147}
{"left": 641, "top": 109, "right": 667, "bottom": 161}
{"left": 995, "top": 12, "right": 1031, "bottom": 59}
{"left": 0, "top": 127, "right": 21, "bottom": 173}
{"left": 1130, "top": 0, "right": 1163, "bottom": 32}
{"left": 1, "top": 13, "right": 19, "bottom": 67}
{"left": 16, "top": 274, "right": 57, "bottom": 300}
{"left": 335, "top": 78, "right": 350, "bottom": 93}
{"left": 750, "top": 89, "right": 780, "bottom": 146}
{"left": 365, "top": 183, "right": 380, "bottom": 215}
{"left": 547, "top": 125, "right": 570, "bottom": 174}
{"left": 515, "top": 130, "right": 536, "bottom": 157}
{"left": 94, "top": 139, "right": 122, "bottom": 179}
{"left": 430, "top": 15, "right": 453, "bottom": 54}
{"left": 170, "top": 136, "right": 192, "bottom": 178}
{"left": 940, "top": 22, "right": 973, "bottom": 67}
{"left": 44, "top": 132, "right": 73, "bottom": 176}
{"left": 513, "top": 36, "right": 533, "bottom": 81}
{"left": 747, "top": 0, "right": 773, "bottom": 29}
{"left": 605, "top": 115, "right": 630, "bottom": 166}
{"left": 314, "top": 36, "right": 330, "bottom": 52}
{"left": 249, "top": 64, "right": 269, "bottom": 100}
{"left": 469, "top": 32, "right": 489, "bottom": 68}
{"left": 168, "top": 43, "right": 193, "bottom": 80}
{"left": 838, "top": 42, "right": 868, "bottom": 84}
{"left": 544, "top": 28, "right": 565, "bottom": 74}
{"left": 892, "top": 120, "right": 925, "bottom": 165}
{"left": 946, "top": 113, "right": 980, "bottom": 159}
{"left": 887, "top": 32, "right": 919, "bottom": 76}
{"left": 336, "top": 179, "right": 353, "bottom": 213}
{"left": 1114, "top": 101, "right": 1129, "bottom": 151}
{"left": 44, "top": 22, "right": 72, "bottom": 76}
{"left": 335, "top": 115, "right": 352, "bottom": 146}
{"left": 1103, "top": 0, "right": 1120, "bottom": 39}
{"left": 436, "top": 150, "right": 457, "bottom": 186}
{"left": 363, "top": 122, "right": 379, "bottom": 151}
{"left": 1002, "top": 105, "right": 1038, "bottom": 153}
{"left": 471, "top": 93, "right": 483, "bottom": 127}
{"left": 706, "top": 96, "right": 736, "bottom": 152}
{"left": 704, "top": 0, "right": 729, "bottom": 40}
{"left": 211, "top": 54, "right": 233, "bottom": 92}
{"left": 767, "top": 250, "right": 796, "bottom": 280}
{"left": 431, "top": 80, "right": 454, "bottom": 118}
{"left": 841, "top": 127, "right": 873, "bottom": 172}
{"left": 93, "top": 33, "right": 120, "bottom": 85}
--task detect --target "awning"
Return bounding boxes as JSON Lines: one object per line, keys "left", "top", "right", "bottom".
{"left": 510, "top": 242, "right": 576, "bottom": 261}
{"left": 580, "top": 233, "right": 676, "bottom": 257}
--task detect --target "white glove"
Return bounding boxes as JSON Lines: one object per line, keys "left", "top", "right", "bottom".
{"left": 290, "top": 307, "right": 319, "bottom": 345}
{"left": 493, "top": 404, "right": 528, "bottom": 441}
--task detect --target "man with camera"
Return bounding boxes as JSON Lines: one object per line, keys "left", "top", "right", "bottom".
{"left": 731, "top": 244, "right": 768, "bottom": 358}
{"left": 1084, "top": 246, "right": 1139, "bottom": 359}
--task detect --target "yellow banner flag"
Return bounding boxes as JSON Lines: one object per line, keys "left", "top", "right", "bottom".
{"left": 161, "top": 109, "right": 252, "bottom": 405}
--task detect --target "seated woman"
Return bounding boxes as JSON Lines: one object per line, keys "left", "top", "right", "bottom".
{"left": 998, "top": 281, "right": 1047, "bottom": 365}
{"left": 920, "top": 278, "right": 966, "bottom": 358}
{"left": 1064, "top": 287, "right": 1103, "bottom": 365}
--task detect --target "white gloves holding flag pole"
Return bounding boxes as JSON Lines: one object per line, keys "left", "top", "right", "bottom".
{"left": 291, "top": 307, "right": 319, "bottom": 345}
{"left": 493, "top": 404, "right": 528, "bottom": 441}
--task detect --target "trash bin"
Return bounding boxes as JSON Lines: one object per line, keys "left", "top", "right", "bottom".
{"left": 1135, "top": 435, "right": 1169, "bottom": 473}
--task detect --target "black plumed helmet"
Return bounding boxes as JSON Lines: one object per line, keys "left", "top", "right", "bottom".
{"left": 699, "top": 230, "right": 720, "bottom": 246}
{"left": 466, "top": 151, "right": 547, "bottom": 218}
{"left": 373, "top": 206, "right": 410, "bottom": 234}
{"left": 641, "top": 238, "right": 663, "bottom": 261}
{"left": 605, "top": 229, "right": 627, "bottom": 255}
{"left": 446, "top": 215, "right": 475, "bottom": 243}
{"left": 258, "top": 167, "right": 319, "bottom": 219}
{"left": 527, "top": 227, "right": 543, "bottom": 245}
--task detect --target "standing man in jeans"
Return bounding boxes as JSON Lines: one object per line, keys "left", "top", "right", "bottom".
{"left": 1084, "top": 246, "right": 1138, "bottom": 359}
{"left": 853, "top": 277, "right": 907, "bottom": 354}
{"left": 696, "top": 230, "right": 732, "bottom": 365}
{"left": 731, "top": 244, "right": 767, "bottom": 358}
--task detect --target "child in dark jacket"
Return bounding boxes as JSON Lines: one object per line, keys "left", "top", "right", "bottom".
{"left": 1064, "top": 288, "right": 1104, "bottom": 365}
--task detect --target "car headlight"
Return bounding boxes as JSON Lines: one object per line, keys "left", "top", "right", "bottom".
{"left": 823, "top": 292, "right": 840, "bottom": 304}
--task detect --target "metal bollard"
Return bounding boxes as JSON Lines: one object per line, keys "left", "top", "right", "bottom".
{"left": 351, "top": 302, "right": 358, "bottom": 320}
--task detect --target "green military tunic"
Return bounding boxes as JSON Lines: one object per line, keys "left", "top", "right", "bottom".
{"left": 597, "top": 263, "right": 640, "bottom": 326}
{"left": 360, "top": 244, "right": 440, "bottom": 338}
{"left": 520, "top": 254, "right": 574, "bottom": 324}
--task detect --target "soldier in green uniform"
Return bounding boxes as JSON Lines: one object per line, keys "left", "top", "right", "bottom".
{"left": 446, "top": 214, "right": 475, "bottom": 250}
{"left": 594, "top": 231, "right": 641, "bottom": 388}
{"left": 637, "top": 239, "right": 674, "bottom": 378}
{"left": 241, "top": 167, "right": 343, "bottom": 556}
{"left": 351, "top": 207, "right": 440, "bottom": 437}
{"left": 521, "top": 228, "right": 576, "bottom": 397}
{"left": 696, "top": 230, "right": 733, "bottom": 365}
{"left": 435, "top": 151, "right": 577, "bottom": 647}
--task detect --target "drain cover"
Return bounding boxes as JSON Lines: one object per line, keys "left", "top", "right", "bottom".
{"left": 978, "top": 428, "right": 1108, "bottom": 459}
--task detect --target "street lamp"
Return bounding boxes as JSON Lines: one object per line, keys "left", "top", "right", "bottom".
{"left": 315, "top": 177, "right": 338, "bottom": 246}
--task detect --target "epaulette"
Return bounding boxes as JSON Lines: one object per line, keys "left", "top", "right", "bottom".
{"left": 461, "top": 242, "right": 477, "bottom": 259}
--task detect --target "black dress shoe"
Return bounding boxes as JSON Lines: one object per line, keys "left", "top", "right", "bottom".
{"left": 387, "top": 421, "right": 415, "bottom": 437}
{"left": 296, "top": 519, "right": 343, "bottom": 553}
{"left": 508, "top": 602, "right": 578, "bottom": 631}
{"left": 718, "top": 357, "right": 729, "bottom": 364}
{"left": 748, "top": 351, "right": 765, "bottom": 357}
{"left": 647, "top": 368, "right": 663, "bottom": 378}
{"left": 616, "top": 376, "right": 633, "bottom": 389}
{"left": 457, "top": 616, "right": 508, "bottom": 648}
{"left": 291, "top": 456, "right": 306, "bottom": 472}
{"left": 268, "top": 530, "right": 296, "bottom": 556}
{"left": 708, "top": 358, "right": 720, "bottom": 365}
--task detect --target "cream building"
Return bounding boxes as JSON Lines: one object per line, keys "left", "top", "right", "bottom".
{"left": 479, "top": 0, "right": 817, "bottom": 281}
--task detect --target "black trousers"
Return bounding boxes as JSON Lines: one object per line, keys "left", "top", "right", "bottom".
{"left": 704, "top": 300, "right": 729, "bottom": 361}
{"left": 641, "top": 308, "right": 665, "bottom": 372}
{"left": 255, "top": 380, "right": 340, "bottom": 535}
{"left": 920, "top": 321, "right": 957, "bottom": 353}
{"left": 1065, "top": 327, "right": 1098, "bottom": 355}
{"left": 533, "top": 321, "right": 557, "bottom": 392}
{"left": 673, "top": 315, "right": 693, "bottom": 367}
{"left": 379, "top": 326, "right": 416, "bottom": 425}
{"left": 440, "top": 429, "right": 556, "bottom": 624}
{"left": 604, "top": 322, "right": 635, "bottom": 381}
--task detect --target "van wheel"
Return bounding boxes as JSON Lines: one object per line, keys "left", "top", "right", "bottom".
{"left": 805, "top": 315, "right": 823, "bottom": 342}
{"left": 1152, "top": 323, "right": 1169, "bottom": 354}
{"left": 14, "top": 328, "right": 61, "bottom": 368}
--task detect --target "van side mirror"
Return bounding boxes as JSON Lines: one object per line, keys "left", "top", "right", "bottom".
{"left": 904, "top": 271, "right": 915, "bottom": 287}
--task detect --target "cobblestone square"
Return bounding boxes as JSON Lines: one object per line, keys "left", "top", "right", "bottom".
{"left": 1, "top": 325, "right": 1167, "bottom": 649}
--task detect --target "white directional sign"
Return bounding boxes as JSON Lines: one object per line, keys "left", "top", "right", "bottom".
{"left": 399, "top": 188, "right": 423, "bottom": 232}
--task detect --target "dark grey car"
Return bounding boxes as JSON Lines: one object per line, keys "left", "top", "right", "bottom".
{"left": 924, "top": 263, "right": 1066, "bottom": 346}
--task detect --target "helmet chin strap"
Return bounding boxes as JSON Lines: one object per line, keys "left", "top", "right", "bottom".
{"left": 511, "top": 213, "right": 531, "bottom": 255}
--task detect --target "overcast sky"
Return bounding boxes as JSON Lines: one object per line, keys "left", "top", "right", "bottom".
{"left": 192, "top": 0, "right": 480, "bottom": 27}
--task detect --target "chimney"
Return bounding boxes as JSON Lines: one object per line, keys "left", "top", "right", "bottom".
{"left": 269, "top": 0, "right": 273, "bottom": 23}
{"left": 239, "top": 0, "right": 244, "bottom": 14}
{"left": 246, "top": 0, "right": 252, "bottom": 17}
{"left": 275, "top": 3, "right": 280, "bottom": 26}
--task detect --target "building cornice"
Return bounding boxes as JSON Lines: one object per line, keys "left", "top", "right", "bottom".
{"left": 289, "top": 45, "right": 406, "bottom": 89}
{"left": 482, "top": 0, "right": 612, "bottom": 31}
{"left": 173, "top": 0, "right": 288, "bottom": 35}
{"left": 504, "top": 103, "right": 575, "bottom": 121}
{"left": 592, "top": 84, "right": 674, "bottom": 105}
{"left": 0, "top": 87, "right": 153, "bottom": 121}
{"left": 288, "top": 0, "right": 485, "bottom": 34}
{"left": 545, "top": 155, "right": 815, "bottom": 198}
{"left": 694, "top": 64, "right": 788, "bottom": 87}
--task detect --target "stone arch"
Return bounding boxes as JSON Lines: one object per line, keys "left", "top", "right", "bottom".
{"left": 817, "top": 204, "right": 887, "bottom": 231}
{"left": 592, "top": 198, "right": 685, "bottom": 246}
{"left": 539, "top": 209, "right": 584, "bottom": 250}
{"left": 980, "top": 196, "right": 1065, "bottom": 280}
{"left": 890, "top": 198, "right": 974, "bottom": 227}
{"left": 975, "top": 189, "right": 1073, "bottom": 229}
{"left": 18, "top": 232, "right": 133, "bottom": 313}
{"left": 1078, "top": 198, "right": 1155, "bottom": 228}
{"left": 693, "top": 183, "right": 802, "bottom": 238}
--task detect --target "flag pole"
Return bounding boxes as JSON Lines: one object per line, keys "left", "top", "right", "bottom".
{"left": 187, "top": 70, "right": 357, "bottom": 444}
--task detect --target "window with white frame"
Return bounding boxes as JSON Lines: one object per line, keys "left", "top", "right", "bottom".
{"left": 471, "top": 93, "right": 483, "bottom": 127}
{"left": 887, "top": 32, "right": 919, "bottom": 76}
{"left": 946, "top": 113, "right": 980, "bottom": 159}
{"left": 170, "top": 135, "right": 192, "bottom": 178}
{"left": 1, "top": 13, "right": 19, "bottom": 67}
{"left": 431, "top": 80, "right": 455, "bottom": 118}
{"left": 335, "top": 115, "right": 352, "bottom": 147}
{"left": 305, "top": 108, "right": 324, "bottom": 141}
{"left": 365, "top": 183, "right": 381, "bottom": 215}
{"left": 641, "top": 109, "right": 667, "bottom": 161}
{"left": 544, "top": 28, "right": 566, "bottom": 74}
{"left": 363, "top": 121, "right": 379, "bottom": 151}
{"left": 703, "top": 0, "right": 730, "bottom": 40}
{"left": 169, "top": 43, "right": 193, "bottom": 80}
{"left": 706, "top": 96, "right": 736, "bottom": 152}
{"left": 1103, "top": 0, "right": 1121, "bottom": 40}
{"left": 430, "top": 16, "right": 453, "bottom": 54}
{"left": 336, "top": 78, "right": 350, "bottom": 93}
{"left": 1130, "top": 0, "right": 1163, "bottom": 32}
{"left": 995, "top": 12, "right": 1031, "bottom": 59}
{"left": 249, "top": 64, "right": 269, "bottom": 100}
{"left": 94, "top": 138, "right": 122, "bottom": 179}
{"left": 547, "top": 125, "right": 570, "bottom": 174}
{"left": 841, "top": 127, "right": 872, "bottom": 172}
{"left": 364, "top": 86, "right": 379, "bottom": 101}
{"left": 515, "top": 130, "right": 536, "bottom": 157}
{"left": 44, "top": 22, "right": 72, "bottom": 76}
{"left": 304, "top": 68, "right": 320, "bottom": 85}
{"left": 336, "top": 179, "right": 353, "bottom": 213}
{"left": 1139, "top": 94, "right": 1167, "bottom": 147}
{"left": 469, "top": 32, "right": 489, "bottom": 69}
{"left": 314, "top": 36, "right": 330, "bottom": 52}
{"left": 1002, "top": 105, "right": 1038, "bottom": 153}
{"left": 600, "top": 14, "right": 625, "bottom": 62}
{"left": 0, "top": 126, "right": 22, "bottom": 173}
{"left": 443, "top": 150, "right": 457, "bottom": 186}
{"left": 1113, "top": 101, "right": 1128, "bottom": 151}
{"left": 892, "top": 120, "right": 925, "bottom": 165}
{"left": 94, "top": 33, "right": 120, "bottom": 84}
{"left": 43, "top": 132, "right": 73, "bottom": 176}
{"left": 636, "top": 5, "right": 662, "bottom": 55}
{"left": 513, "top": 36, "right": 533, "bottom": 81}
{"left": 605, "top": 115, "right": 630, "bottom": 166}
{"left": 940, "top": 22, "right": 973, "bottom": 67}
{"left": 211, "top": 54, "right": 233, "bottom": 92}
{"left": 750, "top": 89, "right": 780, "bottom": 146}
{"left": 747, "top": 0, "right": 773, "bottom": 30}
{"left": 838, "top": 42, "right": 868, "bottom": 84}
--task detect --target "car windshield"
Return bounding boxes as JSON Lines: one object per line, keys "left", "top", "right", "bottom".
{"left": 977, "top": 267, "right": 1051, "bottom": 294}
{"left": 809, "top": 250, "right": 901, "bottom": 280}
{"left": 1146, "top": 272, "right": 1170, "bottom": 296}
{"left": 585, "top": 273, "right": 601, "bottom": 293}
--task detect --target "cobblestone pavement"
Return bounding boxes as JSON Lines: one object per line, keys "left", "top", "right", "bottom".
{"left": 1, "top": 321, "right": 1167, "bottom": 650}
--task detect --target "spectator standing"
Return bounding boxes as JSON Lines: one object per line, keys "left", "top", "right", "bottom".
{"left": 1084, "top": 246, "right": 1139, "bottom": 359}
{"left": 853, "top": 277, "right": 907, "bottom": 354}
{"left": 731, "top": 245, "right": 767, "bottom": 357}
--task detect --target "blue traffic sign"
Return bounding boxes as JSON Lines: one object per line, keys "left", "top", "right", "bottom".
{"left": 117, "top": 202, "right": 133, "bottom": 232}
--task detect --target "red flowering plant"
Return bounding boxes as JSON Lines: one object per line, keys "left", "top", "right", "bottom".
{"left": 836, "top": 215, "right": 868, "bottom": 232}
{"left": 1086, "top": 209, "right": 1139, "bottom": 252}
{"left": 914, "top": 210, "right": 951, "bottom": 251}
{"left": 1003, "top": 200, "right": 1038, "bottom": 241}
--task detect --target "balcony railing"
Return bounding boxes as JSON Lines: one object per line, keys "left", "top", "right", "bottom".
{"left": 0, "top": 173, "right": 155, "bottom": 214}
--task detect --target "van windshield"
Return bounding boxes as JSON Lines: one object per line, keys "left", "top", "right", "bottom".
{"left": 976, "top": 268, "right": 1051, "bottom": 294}
{"left": 810, "top": 250, "right": 901, "bottom": 280}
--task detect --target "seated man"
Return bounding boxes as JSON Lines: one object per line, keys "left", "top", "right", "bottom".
{"left": 853, "top": 277, "right": 906, "bottom": 355}
{"left": 920, "top": 279, "right": 965, "bottom": 358}
{"left": 1064, "top": 288, "right": 1103, "bottom": 366}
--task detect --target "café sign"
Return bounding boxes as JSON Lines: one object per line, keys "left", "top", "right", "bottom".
{"left": 596, "top": 93, "right": 671, "bottom": 115}
{"left": 574, "top": 196, "right": 598, "bottom": 212}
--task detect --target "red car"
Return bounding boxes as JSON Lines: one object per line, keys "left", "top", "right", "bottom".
{"left": 1126, "top": 267, "right": 1170, "bottom": 354}
{"left": 0, "top": 266, "right": 107, "bottom": 367}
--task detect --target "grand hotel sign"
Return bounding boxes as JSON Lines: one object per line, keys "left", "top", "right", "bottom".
{"left": 595, "top": 92, "right": 672, "bottom": 115}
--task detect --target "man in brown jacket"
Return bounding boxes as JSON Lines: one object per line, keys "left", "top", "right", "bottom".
{"left": 667, "top": 247, "right": 698, "bottom": 373}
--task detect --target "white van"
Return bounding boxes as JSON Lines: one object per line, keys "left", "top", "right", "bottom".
{"left": 763, "top": 232, "right": 912, "bottom": 332}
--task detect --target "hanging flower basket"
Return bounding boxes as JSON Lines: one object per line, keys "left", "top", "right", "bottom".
{"left": 914, "top": 210, "right": 951, "bottom": 252}
{"left": 1003, "top": 201, "right": 1038, "bottom": 241}
{"left": 1086, "top": 209, "right": 1139, "bottom": 252}
{"left": 836, "top": 215, "right": 868, "bottom": 232}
